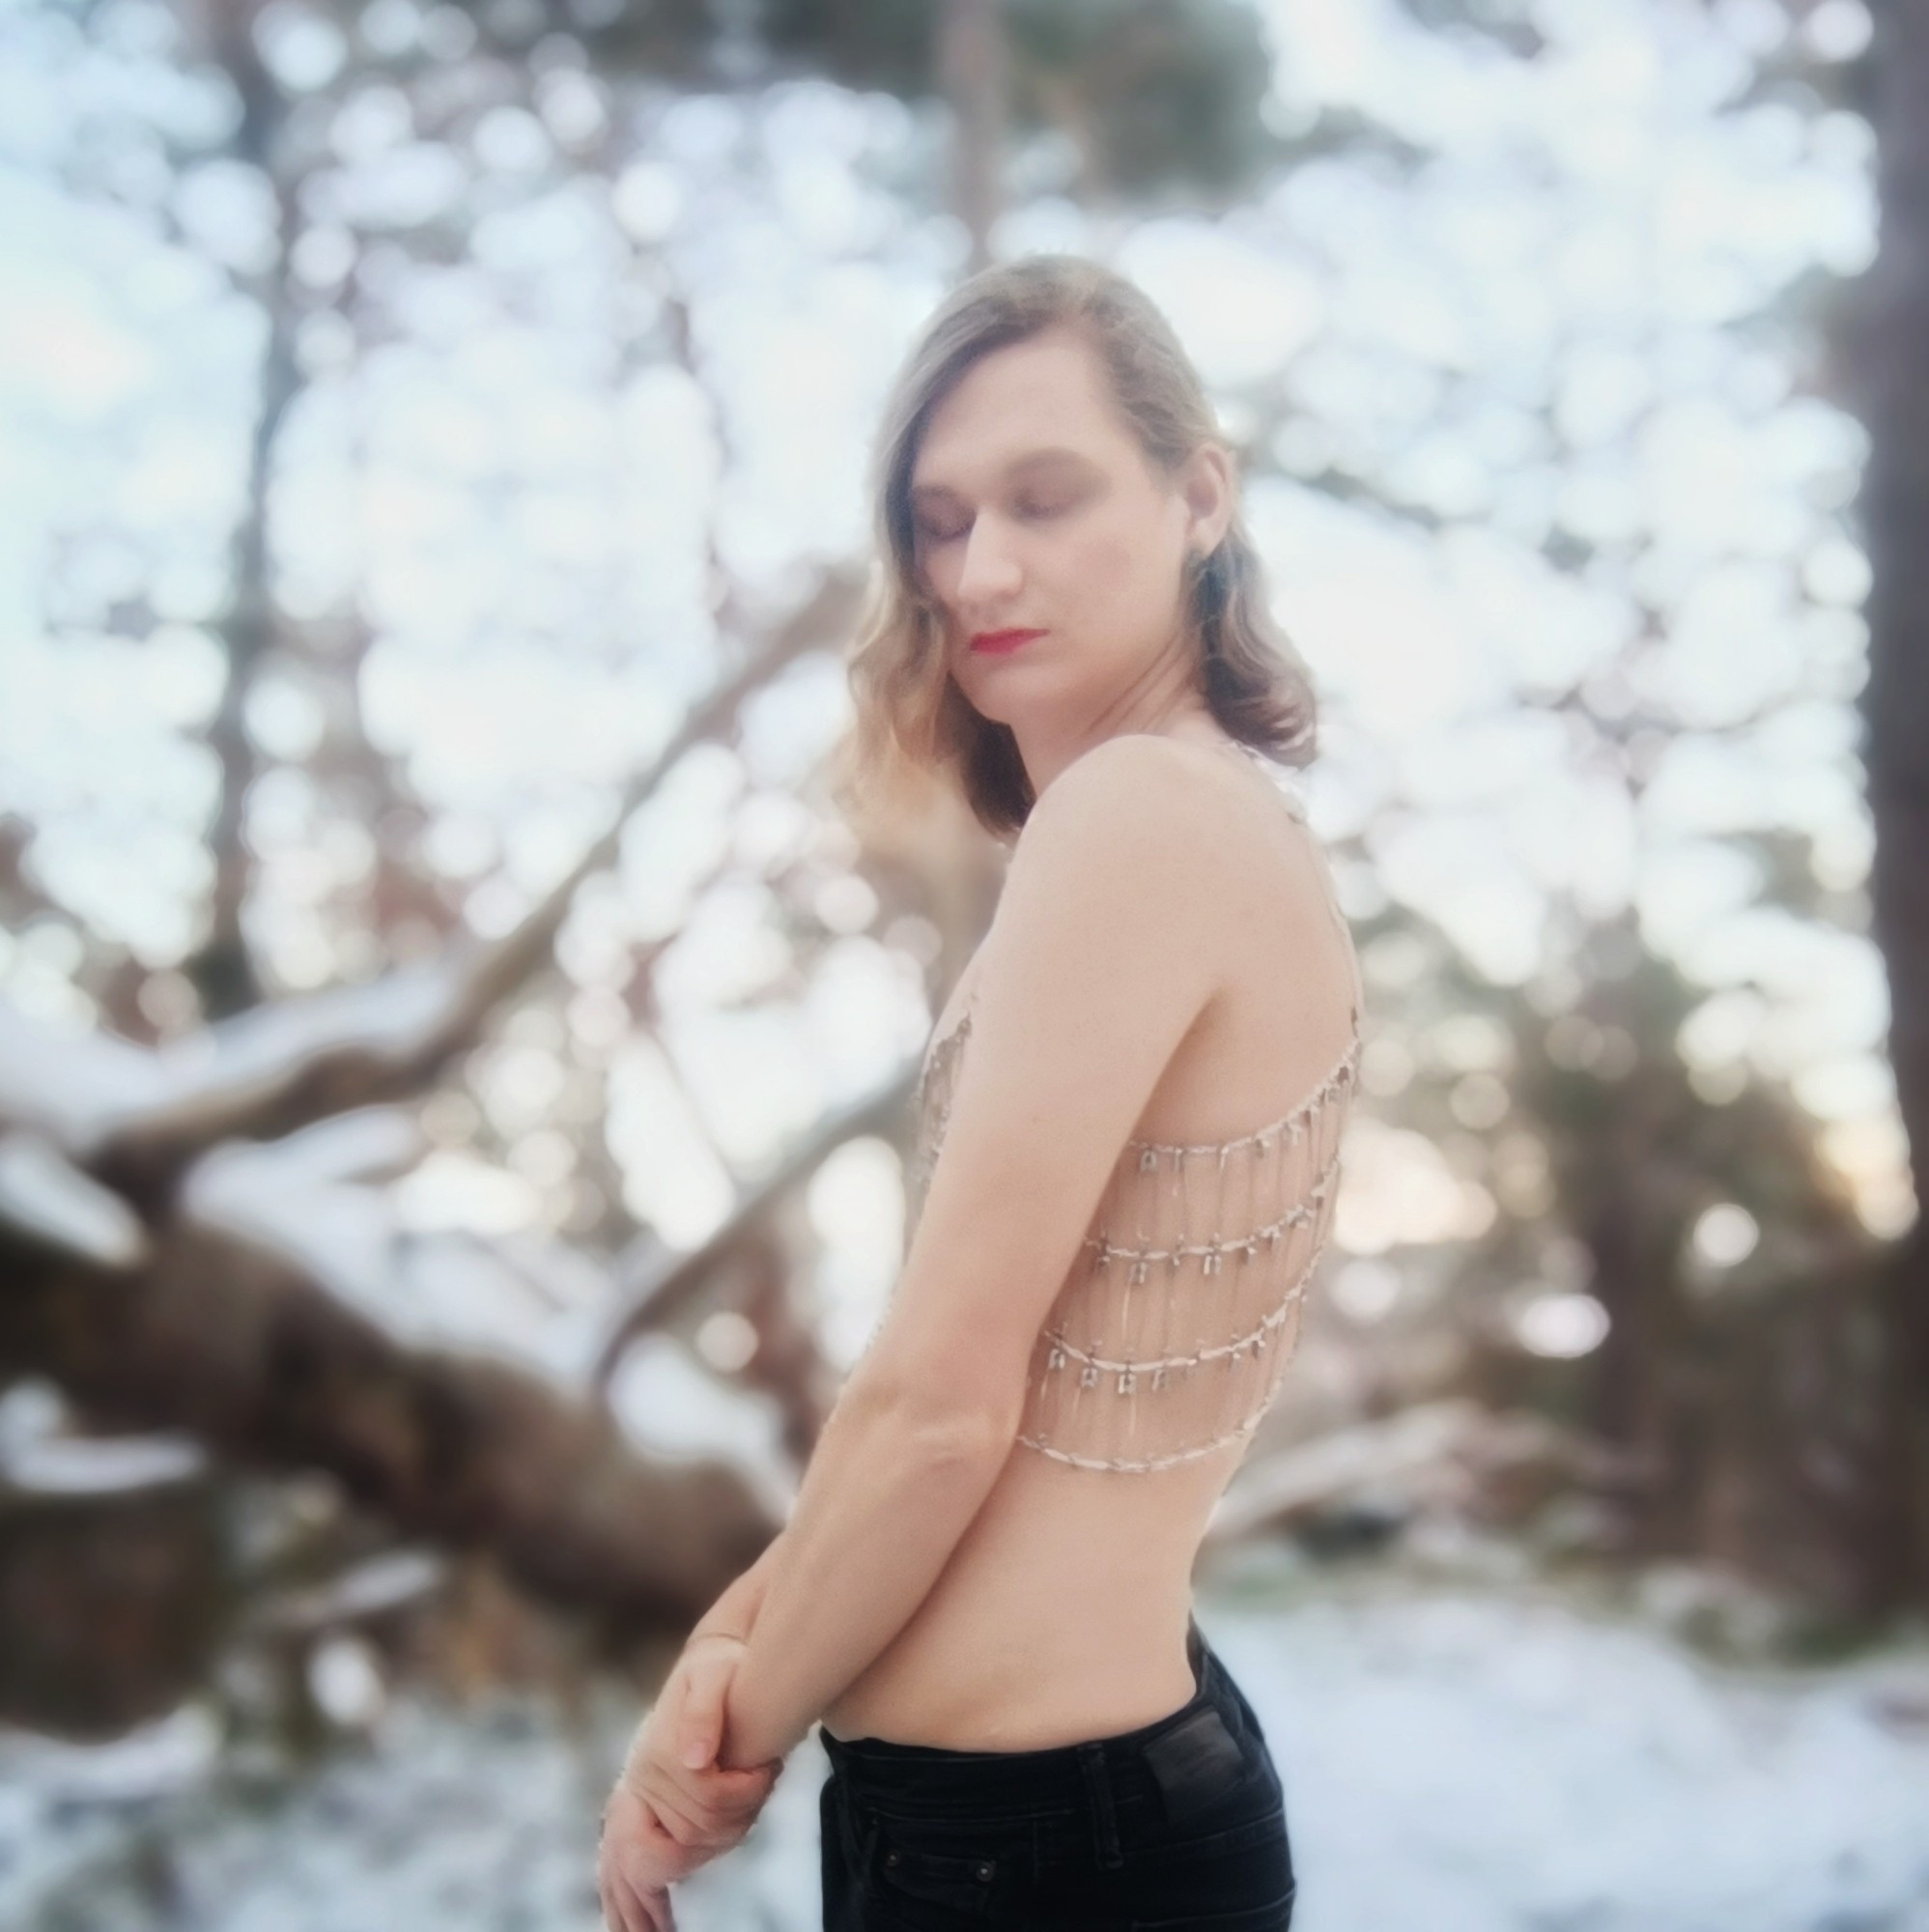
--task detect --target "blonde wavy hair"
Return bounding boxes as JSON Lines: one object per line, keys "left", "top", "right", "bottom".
{"left": 832, "top": 253, "right": 1319, "bottom": 842}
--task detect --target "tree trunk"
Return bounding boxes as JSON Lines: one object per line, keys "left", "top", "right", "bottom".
{"left": 939, "top": 0, "right": 1007, "bottom": 271}
{"left": 0, "top": 1223, "right": 780, "bottom": 1637}
{"left": 1840, "top": 0, "right": 1929, "bottom": 1613}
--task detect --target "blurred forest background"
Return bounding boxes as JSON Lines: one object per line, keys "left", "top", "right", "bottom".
{"left": 2, "top": 0, "right": 1927, "bottom": 1926}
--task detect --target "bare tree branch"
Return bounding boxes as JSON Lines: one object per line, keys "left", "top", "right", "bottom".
{"left": 591, "top": 1064, "right": 919, "bottom": 1395}
{"left": 37, "top": 570, "right": 865, "bottom": 1210}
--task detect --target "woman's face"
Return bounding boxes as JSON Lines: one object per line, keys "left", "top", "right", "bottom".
{"left": 906, "top": 326, "right": 1229, "bottom": 735}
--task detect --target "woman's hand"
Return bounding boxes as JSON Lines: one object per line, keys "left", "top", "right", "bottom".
{"left": 632, "top": 1634, "right": 784, "bottom": 1852}
{"left": 597, "top": 1634, "right": 784, "bottom": 1931}
{"left": 597, "top": 1780, "right": 697, "bottom": 1932}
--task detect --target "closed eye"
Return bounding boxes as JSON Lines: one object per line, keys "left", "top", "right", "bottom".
{"left": 916, "top": 498, "right": 1073, "bottom": 546}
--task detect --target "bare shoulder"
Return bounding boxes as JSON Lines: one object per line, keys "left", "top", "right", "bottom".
{"left": 1012, "top": 733, "right": 1352, "bottom": 1013}
{"left": 1012, "top": 733, "right": 1248, "bottom": 883}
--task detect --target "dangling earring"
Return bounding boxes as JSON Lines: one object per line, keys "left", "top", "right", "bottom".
{"left": 1194, "top": 541, "right": 1227, "bottom": 616}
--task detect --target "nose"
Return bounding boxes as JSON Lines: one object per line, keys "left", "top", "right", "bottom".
{"left": 954, "top": 511, "right": 1023, "bottom": 609}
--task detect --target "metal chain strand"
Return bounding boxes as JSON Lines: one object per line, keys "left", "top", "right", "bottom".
{"left": 902, "top": 740, "right": 1363, "bottom": 1472}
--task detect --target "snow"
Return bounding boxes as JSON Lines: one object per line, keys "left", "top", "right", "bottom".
{"left": 1227, "top": 1578, "right": 1929, "bottom": 1931}
{"left": 253, "top": 1550, "right": 449, "bottom": 1635}
{"left": 181, "top": 1117, "right": 803, "bottom": 1516}
{"left": 0, "top": 961, "right": 468, "bottom": 1159}
{"left": 0, "top": 1127, "right": 151, "bottom": 1269}
{"left": 0, "top": 1378, "right": 208, "bottom": 1493}
{"left": 5, "top": 1576, "right": 1928, "bottom": 1931}
{"left": 1, "top": 1431, "right": 206, "bottom": 1494}
{"left": 0, "top": 1004, "right": 179, "bottom": 1154}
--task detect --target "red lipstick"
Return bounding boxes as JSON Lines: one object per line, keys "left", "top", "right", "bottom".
{"left": 969, "top": 627, "right": 1045, "bottom": 655}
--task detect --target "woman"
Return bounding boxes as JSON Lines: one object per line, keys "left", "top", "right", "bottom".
{"left": 599, "top": 253, "right": 1362, "bottom": 1931}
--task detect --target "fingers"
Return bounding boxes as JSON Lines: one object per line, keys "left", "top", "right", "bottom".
{"left": 604, "top": 1782, "right": 709, "bottom": 1886}
{"left": 600, "top": 1801, "right": 650, "bottom": 1932}
{"left": 675, "top": 1643, "right": 731, "bottom": 1769}
{"left": 638, "top": 1747, "right": 778, "bottom": 1849}
{"left": 623, "top": 1746, "right": 737, "bottom": 1854}
{"left": 632, "top": 1772, "right": 716, "bottom": 1854}
{"left": 642, "top": 1789, "right": 715, "bottom": 1881}
{"left": 616, "top": 1867, "right": 673, "bottom": 1932}
{"left": 660, "top": 1752, "right": 777, "bottom": 1816}
{"left": 627, "top": 1872, "right": 674, "bottom": 1932}
{"left": 629, "top": 1689, "right": 777, "bottom": 1850}
{"left": 647, "top": 1766, "right": 767, "bottom": 1855}
{"left": 600, "top": 1845, "right": 650, "bottom": 1932}
{"left": 599, "top": 1639, "right": 776, "bottom": 1919}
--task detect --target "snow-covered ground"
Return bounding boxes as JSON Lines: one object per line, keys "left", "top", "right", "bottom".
{"left": 7, "top": 1569, "right": 1929, "bottom": 1931}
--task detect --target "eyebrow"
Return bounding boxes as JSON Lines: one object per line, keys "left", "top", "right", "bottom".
{"left": 908, "top": 446, "right": 1097, "bottom": 504}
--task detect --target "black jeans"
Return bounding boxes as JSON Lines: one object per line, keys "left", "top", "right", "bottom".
{"left": 818, "top": 1616, "right": 1294, "bottom": 1930}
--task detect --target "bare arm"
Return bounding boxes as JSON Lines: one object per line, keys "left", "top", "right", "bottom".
{"left": 688, "top": 1527, "right": 790, "bottom": 1647}
{"left": 614, "top": 1535, "right": 792, "bottom": 1802}
{"left": 715, "top": 1377, "right": 1007, "bottom": 1767}
{"left": 712, "top": 737, "right": 1234, "bottom": 1770}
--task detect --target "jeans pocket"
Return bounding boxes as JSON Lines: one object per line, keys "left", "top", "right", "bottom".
{"left": 864, "top": 1811, "right": 1028, "bottom": 1922}
{"left": 1126, "top": 1803, "right": 1293, "bottom": 1922}
{"left": 1131, "top": 1878, "right": 1296, "bottom": 1930}
{"left": 1141, "top": 1799, "right": 1289, "bottom": 1866}
{"left": 821, "top": 1782, "right": 881, "bottom": 1932}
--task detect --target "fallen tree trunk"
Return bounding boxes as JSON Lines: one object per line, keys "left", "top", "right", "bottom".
{"left": 1204, "top": 1398, "right": 1630, "bottom": 1552}
{"left": 0, "top": 580, "right": 875, "bottom": 1646}
{"left": 0, "top": 1216, "right": 780, "bottom": 1636}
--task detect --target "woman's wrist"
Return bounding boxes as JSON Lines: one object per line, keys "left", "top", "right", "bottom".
{"left": 684, "top": 1532, "right": 785, "bottom": 1652}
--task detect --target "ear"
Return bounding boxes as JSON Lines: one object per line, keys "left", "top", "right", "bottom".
{"left": 1179, "top": 440, "right": 1236, "bottom": 557}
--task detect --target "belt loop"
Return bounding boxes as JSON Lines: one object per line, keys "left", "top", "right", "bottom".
{"left": 1076, "top": 1741, "right": 1124, "bottom": 1870}
{"left": 839, "top": 1800, "right": 878, "bottom": 1883}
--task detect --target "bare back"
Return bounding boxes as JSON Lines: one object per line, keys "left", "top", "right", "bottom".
{"left": 821, "top": 740, "right": 1363, "bottom": 1749}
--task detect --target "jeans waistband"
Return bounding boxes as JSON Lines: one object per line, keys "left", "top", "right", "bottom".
{"left": 818, "top": 1616, "right": 1236, "bottom": 1816}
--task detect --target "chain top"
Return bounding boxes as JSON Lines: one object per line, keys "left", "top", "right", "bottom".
{"left": 900, "top": 742, "right": 1364, "bottom": 1475}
